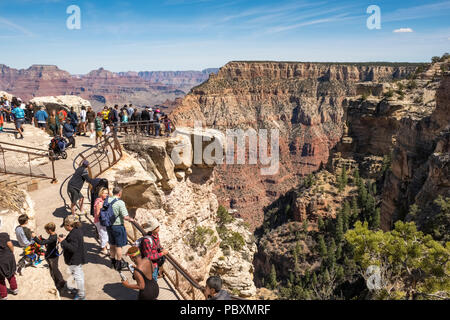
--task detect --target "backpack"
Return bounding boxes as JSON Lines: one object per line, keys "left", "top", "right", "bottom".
{"left": 135, "top": 235, "right": 153, "bottom": 251}
{"left": 99, "top": 197, "right": 119, "bottom": 227}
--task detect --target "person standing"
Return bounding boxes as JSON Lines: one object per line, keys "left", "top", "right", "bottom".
{"left": 63, "top": 118, "right": 76, "bottom": 148}
{"left": 106, "top": 186, "right": 135, "bottom": 270}
{"left": 67, "top": 160, "right": 93, "bottom": 217}
{"left": 48, "top": 110, "right": 60, "bottom": 137}
{"left": 79, "top": 106, "right": 87, "bottom": 136}
{"left": 140, "top": 107, "right": 150, "bottom": 135}
{"left": 86, "top": 107, "right": 96, "bottom": 139}
{"left": 33, "top": 222, "right": 66, "bottom": 292}
{"left": 95, "top": 113, "right": 103, "bottom": 144}
{"left": 139, "top": 218, "right": 168, "bottom": 280}
{"left": 67, "top": 107, "right": 78, "bottom": 133}
{"left": 57, "top": 107, "right": 67, "bottom": 136}
{"left": 34, "top": 106, "right": 48, "bottom": 131}
{"left": 0, "top": 219, "right": 18, "bottom": 300}
{"left": 121, "top": 246, "right": 159, "bottom": 300}
{"left": 154, "top": 109, "right": 161, "bottom": 137}
{"left": 58, "top": 215, "right": 86, "bottom": 300}
{"left": 93, "top": 188, "right": 110, "bottom": 255}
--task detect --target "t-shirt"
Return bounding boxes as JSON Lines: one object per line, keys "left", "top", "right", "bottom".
{"left": 93, "top": 197, "right": 104, "bottom": 224}
{"left": 11, "top": 107, "right": 25, "bottom": 119}
{"left": 80, "top": 110, "right": 87, "bottom": 122}
{"left": 107, "top": 196, "right": 129, "bottom": 226}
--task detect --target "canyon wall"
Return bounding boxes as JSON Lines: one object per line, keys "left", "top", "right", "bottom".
{"left": 0, "top": 64, "right": 216, "bottom": 111}
{"left": 171, "top": 61, "right": 419, "bottom": 230}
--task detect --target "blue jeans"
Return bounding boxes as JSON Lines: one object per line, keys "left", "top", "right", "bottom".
{"left": 153, "top": 266, "right": 159, "bottom": 280}
{"left": 67, "top": 264, "right": 85, "bottom": 298}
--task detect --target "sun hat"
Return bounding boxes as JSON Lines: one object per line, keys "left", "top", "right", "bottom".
{"left": 142, "top": 217, "right": 160, "bottom": 233}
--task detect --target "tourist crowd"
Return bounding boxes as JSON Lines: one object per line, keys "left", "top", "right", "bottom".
{"left": 0, "top": 161, "right": 230, "bottom": 301}
{"left": 0, "top": 94, "right": 174, "bottom": 143}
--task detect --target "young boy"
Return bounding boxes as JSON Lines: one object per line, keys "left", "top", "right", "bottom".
{"left": 33, "top": 223, "right": 66, "bottom": 292}
{"left": 203, "top": 276, "right": 232, "bottom": 300}
{"left": 15, "top": 214, "right": 35, "bottom": 248}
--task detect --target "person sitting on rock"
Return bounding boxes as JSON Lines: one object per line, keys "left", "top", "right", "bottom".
{"left": 203, "top": 276, "right": 232, "bottom": 300}
{"left": 63, "top": 118, "right": 76, "bottom": 149}
{"left": 139, "top": 218, "right": 168, "bottom": 280}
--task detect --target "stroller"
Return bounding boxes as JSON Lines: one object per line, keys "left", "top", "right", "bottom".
{"left": 49, "top": 136, "right": 68, "bottom": 160}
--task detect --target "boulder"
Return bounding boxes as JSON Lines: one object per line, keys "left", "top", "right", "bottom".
{"left": 30, "top": 95, "right": 91, "bottom": 114}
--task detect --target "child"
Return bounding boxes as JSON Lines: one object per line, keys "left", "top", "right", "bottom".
{"left": 15, "top": 214, "right": 34, "bottom": 248}
{"left": 95, "top": 112, "right": 103, "bottom": 144}
{"left": 33, "top": 223, "right": 66, "bottom": 292}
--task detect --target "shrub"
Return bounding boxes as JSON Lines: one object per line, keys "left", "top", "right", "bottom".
{"left": 217, "top": 205, "right": 234, "bottom": 225}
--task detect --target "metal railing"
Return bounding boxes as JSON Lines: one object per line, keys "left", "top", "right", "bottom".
{"left": 64, "top": 133, "right": 246, "bottom": 301}
{"left": 117, "top": 120, "right": 175, "bottom": 137}
{"left": 74, "top": 135, "right": 123, "bottom": 178}
{"left": 0, "top": 141, "right": 57, "bottom": 183}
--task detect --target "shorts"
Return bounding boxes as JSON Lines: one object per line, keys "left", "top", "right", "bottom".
{"left": 38, "top": 122, "right": 46, "bottom": 128}
{"left": 67, "top": 185, "right": 83, "bottom": 205}
{"left": 88, "top": 122, "right": 94, "bottom": 131}
{"left": 106, "top": 225, "right": 127, "bottom": 247}
{"left": 15, "top": 118, "right": 24, "bottom": 129}
{"left": 96, "top": 131, "right": 103, "bottom": 138}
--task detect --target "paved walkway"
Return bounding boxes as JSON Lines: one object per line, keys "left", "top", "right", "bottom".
{"left": 1, "top": 122, "right": 179, "bottom": 300}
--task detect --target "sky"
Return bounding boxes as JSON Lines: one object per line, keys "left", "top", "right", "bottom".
{"left": 0, "top": 0, "right": 449, "bottom": 74}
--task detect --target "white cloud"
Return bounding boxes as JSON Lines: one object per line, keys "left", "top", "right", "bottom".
{"left": 393, "top": 28, "right": 414, "bottom": 33}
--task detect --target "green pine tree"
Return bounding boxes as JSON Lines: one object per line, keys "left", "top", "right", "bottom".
{"left": 318, "top": 235, "right": 327, "bottom": 257}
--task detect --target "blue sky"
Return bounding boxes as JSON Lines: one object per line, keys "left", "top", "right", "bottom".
{"left": 0, "top": 0, "right": 449, "bottom": 73}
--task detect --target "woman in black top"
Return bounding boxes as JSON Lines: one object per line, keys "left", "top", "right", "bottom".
{"left": 0, "top": 224, "right": 17, "bottom": 300}
{"left": 34, "top": 222, "right": 66, "bottom": 291}
{"left": 122, "top": 246, "right": 159, "bottom": 300}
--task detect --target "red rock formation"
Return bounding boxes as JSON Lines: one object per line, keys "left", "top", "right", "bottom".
{"left": 0, "top": 64, "right": 214, "bottom": 111}
{"left": 171, "top": 61, "right": 418, "bottom": 230}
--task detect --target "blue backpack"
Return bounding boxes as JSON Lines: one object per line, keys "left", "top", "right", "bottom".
{"left": 99, "top": 197, "right": 119, "bottom": 227}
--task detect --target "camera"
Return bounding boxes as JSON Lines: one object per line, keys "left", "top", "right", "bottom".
{"left": 119, "top": 272, "right": 127, "bottom": 282}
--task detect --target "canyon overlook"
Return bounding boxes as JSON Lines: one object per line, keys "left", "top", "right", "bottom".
{"left": 0, "top": 64, "right": 218, "bottom": 110}
{"left": 171, "top": 60, "right": 435, "bottom": 230}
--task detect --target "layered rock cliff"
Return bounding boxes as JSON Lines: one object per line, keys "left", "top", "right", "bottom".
{"left": 171, "top": 61, "right": 421, "bottom": 230}
{"left": 99, "top": 131, "right": 257, "bottom": 297}
{"left": 0, "top": 64, "right": 216, "bottom": 111}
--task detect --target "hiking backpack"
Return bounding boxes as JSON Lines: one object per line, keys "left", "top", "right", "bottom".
{"left": 99, "top": 197, "right": 119, "bottom": 227}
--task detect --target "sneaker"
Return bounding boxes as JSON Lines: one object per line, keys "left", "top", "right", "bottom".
{"left": 74, "top": 294, "right": 86, "bottom": 300}
{"left": 116, "top": 260, "right": 128, "bottom": 271}
{"left": 0, "top": 296, "right": 8, "bottom": 300}
{"left": 8, "top": 289, "right": 18, "bottom": 295}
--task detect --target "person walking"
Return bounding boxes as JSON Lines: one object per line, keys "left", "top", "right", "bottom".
{"left": 67, "top": 160, "right": 93, "bottom": 217}
{"left": 33, "top": 222, "right": 66, "bottom": 292}
{"left": 154, "top": 109, "right": 161, "bottom": 137}
{"left": 139, "top": 217, "right": 168, "bottom": 280}
{"left": 63, "top": 118, "right": 76, "bottom": 148}
{"left": 105, "top": 186, "right": 135, "bottom": 270}
{"left": 10, "top": 102, "right": 25, "bottom": 139}
{"left": 121, "top": 246, "right": 159, "bottom": 300}
{"left": 0, "top": 219, "right": 18, "bottom": 300}
{"left": 58, "top": 215, "right": 86, "bottom": 300}
{"left": 93, "top": 187, "right": 110, "bottom": 255}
